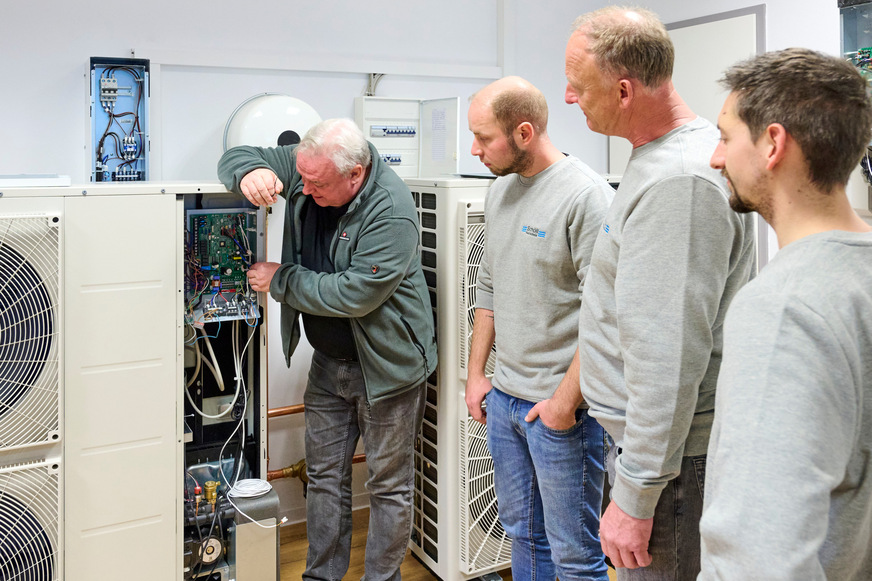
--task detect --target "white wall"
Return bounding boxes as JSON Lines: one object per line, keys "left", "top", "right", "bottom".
{"left": 0, "top": 0, "right": 501, "bottom": 182}
{"left": 0, "top": 0, "right": 845, "bottom": 526}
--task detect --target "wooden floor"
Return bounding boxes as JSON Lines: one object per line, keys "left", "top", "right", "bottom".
{"left": 279, "top": 508, "right": 616, "bottom": 580}
{"left": 279, "top": 507, "right": 482, "bottom": 580}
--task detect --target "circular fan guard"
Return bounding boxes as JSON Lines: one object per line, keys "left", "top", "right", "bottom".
{"left": 0, "top": 245, "right": 53, "bottom": 419}
{"left": 0, "top": 466, "right": 58, "bottom": 581}
{"left": 0, "top": 216, "right": 60, "bottom": 449}
{"left": 463, "top": 419, "right": 510, "bottom": 567}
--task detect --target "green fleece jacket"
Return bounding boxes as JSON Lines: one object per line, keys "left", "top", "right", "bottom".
{"left": 218, "top": 142, "right": 437, "bottom": 402}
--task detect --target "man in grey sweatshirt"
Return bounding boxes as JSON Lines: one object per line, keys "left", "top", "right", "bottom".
{"left": 560, "top": 7, "right": 757, "bottom": 578}
{"left": 699, "top": 48, "right": 872, "bottom": 580}
{"left": 465, "top": 76, "right": 614, "bottom": 580}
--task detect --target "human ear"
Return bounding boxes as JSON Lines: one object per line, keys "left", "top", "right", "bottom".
{"left": 763, "top": 123, "right": 788, "bottom": 170}
{"left": 516, "top": 121, "right": 535, "bottom": 146}
{"left": 618, "top": 79, "right": 633, "bottom": 108}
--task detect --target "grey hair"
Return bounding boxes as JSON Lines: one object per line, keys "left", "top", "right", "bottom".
{"left": 571, "top": 6, "right": 673, "bottom": 88}
{"left": 297, "top": 118, "right": 371, "bottom": 176}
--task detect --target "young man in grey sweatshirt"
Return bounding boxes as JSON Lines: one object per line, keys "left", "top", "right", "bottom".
{"left": 699, "top": 48, "right": 872, "bottom": 580}
{"left": 558, "top": 7, "right": 757, "bottom": 578}
{"left": 465, "top": 76, "right": 615, "bottom": 580}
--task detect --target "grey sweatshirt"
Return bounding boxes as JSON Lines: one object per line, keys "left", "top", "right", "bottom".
{"left": 476, "top": 155, "right": 614, "bottom": 402}
{"left": 578, "top": 118, "right": 757, "bottom": 518}
{"left": 699, "top": 230, "right": 872, "bottom": 580}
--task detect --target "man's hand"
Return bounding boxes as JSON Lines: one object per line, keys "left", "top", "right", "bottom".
{"left": 524, "top": 397, "right": 577, "bottom": 430}
{"left": 465, "top": 374, "right": 493, "bottom": 425}
{"left": 246, "top": 261, "right": 282, "bottom": 292}
{"left": 600, "top": 500, "right": 654, "bottom": 570}
{"left": 240, "top": 168, "right": 282, "bottom": 206}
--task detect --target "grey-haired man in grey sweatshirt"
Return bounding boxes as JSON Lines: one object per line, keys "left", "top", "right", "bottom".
{"left": 559, "top": 7, "right": 756, "bottom": 578}
{"left": 700, "top": 48, "right": 872, "bottom": 580}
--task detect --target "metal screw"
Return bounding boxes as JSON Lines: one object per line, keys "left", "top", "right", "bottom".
{"left": 161, "top": 189, "right": 166, "bottom": 193}
{"left": 81, "top": 190, "right": 88, "bottom": 196}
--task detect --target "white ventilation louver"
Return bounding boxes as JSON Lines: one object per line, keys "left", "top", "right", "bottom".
{"left": 457, "top": 212, "right": 508, "bottom": 574}
{"left": 460, "top": 221, "right": 496, "bottom": 376}
{"left": 0, "top": 216, "right": 61, "bottom": 451}
{"left": 0, "top": 461, "right": 60, "bottom": 581}
{"left": 459, "top": 417, "right": 510, "bottom": 573}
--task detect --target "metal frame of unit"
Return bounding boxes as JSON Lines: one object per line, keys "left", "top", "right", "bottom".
{"left": 0, "top": 182, "right": 272, "bottom": 581}
{"left": 404, "top": 177, "right": 511, "bottom": 581}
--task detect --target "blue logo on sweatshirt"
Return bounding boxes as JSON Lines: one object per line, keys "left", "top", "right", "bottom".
{"left": 603, "top": 223, "right": 610, "bottom": 234}
{"left": 522, "top": 226, "right": 546, "bottom": 239}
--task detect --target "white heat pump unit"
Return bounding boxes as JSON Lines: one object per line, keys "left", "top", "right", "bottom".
{"left": 404, "top": 177, "right": 510, "bottom": 580}
{"left": 0, "top": 182, "right": 271, "bottom": 581}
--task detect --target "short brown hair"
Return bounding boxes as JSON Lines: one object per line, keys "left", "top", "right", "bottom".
{"left": 721, "top": 48, "right": 872, "bottom": 191}
{"left": 572, "top": 6, "right": 673, "bottom": 88}
{"left": 488, "top": 86, "right": 549, "bottom": 138}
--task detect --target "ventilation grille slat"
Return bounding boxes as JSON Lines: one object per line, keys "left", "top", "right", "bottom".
{"left": 0, "top": 216, "right": 61, "bottom": 450}
{"left": 0, "top": 460, "right": 60, "bottom": 581}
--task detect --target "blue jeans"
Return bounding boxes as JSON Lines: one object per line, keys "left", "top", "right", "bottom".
{"left": 486, "top": 387, "right": 608, "bottom": 581}
{"left": 606, "top": 440, "right": 706, "bottom": 581}
{"left": 302, "top": 351, "right": 426, "bottom": 581}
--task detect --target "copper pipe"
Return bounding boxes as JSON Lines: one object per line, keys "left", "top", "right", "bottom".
{"left": 268, "top": 403, "right": 305, "bottom": 419}
{"left": 267, "top": 458, "right": 307, "bottom": 483}
{"left": 266, "top": 403, "right": 367, "bottom": 483}
{"left": 267, "top": 454, "right": 367, "bottom": 482}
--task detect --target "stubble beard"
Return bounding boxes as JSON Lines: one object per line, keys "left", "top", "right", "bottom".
{"left": 723, "top": 169, "right": 773, "bottom": 222}
{"left": 489, "top": 138, "right": 534, "bottom": 177}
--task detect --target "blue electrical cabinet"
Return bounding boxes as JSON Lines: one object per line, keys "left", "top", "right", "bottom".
{"left": 89, "top": 57, "right": 149, "bottom": 182}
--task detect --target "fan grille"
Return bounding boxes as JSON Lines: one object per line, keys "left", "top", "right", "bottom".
{"left": 0, "top": 216, "right": 61, "bottom": 449}
{"left": 459, "top": 417, "right": 510, "bottom": 573}
{"left": 0, "top": 462, "right": 59, "bottom": 581}
{"left": 461, "top": 220, "right": 496, "bottom": 375}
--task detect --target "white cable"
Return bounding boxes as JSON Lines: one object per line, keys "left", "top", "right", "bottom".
{"left": 218, "top": 374, "right": 284, "bottom": 529}
{"left": 228, "top": 479, "right": 272, "bottom": 498}
{"left": 184, "top": 371, "right": 240, "bottom": 419}
{"left": 199, "top": 327, "right": 225, "bottom": 391}
{"left": 224, "top": 490, "right": 289, "bottom": 529}
{"left": 216, "top": 321, "right": 287, "bottom": 529}
{"left": 185, "top": 341, "right": 202, "bottom": 389}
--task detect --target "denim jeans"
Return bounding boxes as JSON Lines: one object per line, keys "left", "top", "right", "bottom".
{"left": 606, "top": 441, "right": 706, "bottom": 581}
{"left": 302, "top": 351, "right": 426, "bottom": 581}
{"left": 486, "top": 387, "right": 609, "bottom": 581}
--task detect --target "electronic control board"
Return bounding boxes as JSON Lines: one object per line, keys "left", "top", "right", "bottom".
{"left": 185, "top": 209, "right": 262, "bottom": 325}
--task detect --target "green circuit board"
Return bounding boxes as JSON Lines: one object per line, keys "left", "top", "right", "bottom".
{"left": 849, "top": 47, "right": 872, "bottom": 84}
{"left": 186, "top": 209, "right": 259, "bottom": 324}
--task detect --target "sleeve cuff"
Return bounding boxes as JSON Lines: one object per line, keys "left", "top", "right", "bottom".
{"left": 474, "top": 287, "right": 494, "bottom": 311}
{"left": 610, "top": 465, "right": 666, "bottom": 520}
{"left": 269, "top": 263, "right": 293, "bottom": 304}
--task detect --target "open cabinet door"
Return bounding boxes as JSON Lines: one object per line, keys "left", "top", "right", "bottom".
{"left": 420, "top": 97, "right": 460, "bottom": 178}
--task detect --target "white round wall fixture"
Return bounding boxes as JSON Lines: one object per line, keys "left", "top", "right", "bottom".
{"left": 223, "top": 93, "right": 322, "bottom": 151}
